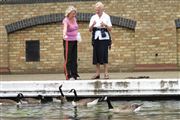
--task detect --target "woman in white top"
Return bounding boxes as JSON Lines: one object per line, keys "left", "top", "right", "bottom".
{"left": 89, "top": 2, "right": 112, "bottom": 79}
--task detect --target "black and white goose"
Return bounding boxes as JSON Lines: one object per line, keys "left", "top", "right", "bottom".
{"left": 17, "top": 93, "right": 43, "bottom": 104}
{"left": 52, "top": 85, "right": 67, "bottom": 103}
{"left": 0, "top": 94, "right": 22, "bottom": 106}
{"left": 103, "top": 96, "right": 143, "bottom": 113}
{"left": 69, "top": 89, "right": 99, "bottom": 107}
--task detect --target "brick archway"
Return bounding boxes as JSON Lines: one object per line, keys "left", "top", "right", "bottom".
{"left": 5, "top": 13, "right": 136, "bottom": 34}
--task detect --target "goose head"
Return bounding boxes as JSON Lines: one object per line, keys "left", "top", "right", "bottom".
{"left": 131, "top": 103, "right": 143, "bottom": 112}
{"left": 16, "top": 93, "right": 30, "bottom": 105}
{"left": 17, "top": 93, "right": 24, "bottom": 99}
{"left": 69, "top": 89, "right": 78, "bottom": 98}
{"left": 68, "top": 89, "right": 78, "bottom": 105}
{"left": 37, "top": 95, "right": 44, "bottom": 100}
{"left": 32, "top": 95, "right": 45, "bottom": 104}
{"left": 59, "top": 84, "right": 65, "bottom": 97}
{"left": 17, "top": 93, "right": 25, "bottom": 103}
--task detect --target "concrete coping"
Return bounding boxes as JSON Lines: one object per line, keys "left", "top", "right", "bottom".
{"left": 0, "top": 79, "right": 179, "bottom": 97}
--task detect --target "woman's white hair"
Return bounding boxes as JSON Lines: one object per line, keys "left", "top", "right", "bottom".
{"left": 95, "top": 2, "right": 104, "bottom": 9}
{"left": 65, "top": 6, "right": 77, "bottom": 17}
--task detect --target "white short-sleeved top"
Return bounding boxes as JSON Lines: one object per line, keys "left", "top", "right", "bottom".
{"left": 89, "top": 12, "right": 112, "bottom": 40}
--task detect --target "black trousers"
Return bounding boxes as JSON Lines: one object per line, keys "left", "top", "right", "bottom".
{"left": 63, "top": 40, "right": 78, "bottom": 80}
{"left": 93, "top": 39, "right": 109, "bottom": 65}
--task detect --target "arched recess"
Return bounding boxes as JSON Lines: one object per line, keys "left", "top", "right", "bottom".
{"left": 5, "top": 13, "right": 136, "bottom": 33}
{"left": 0, "top": 0, "right": 102, "bottom": 4}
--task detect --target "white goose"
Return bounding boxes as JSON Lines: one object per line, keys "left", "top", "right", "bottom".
{"left": 104, "top": 96, "right": 143, "bottom": 113}
{"left": 69, "top": 89, "right": 99, "bottom": 107}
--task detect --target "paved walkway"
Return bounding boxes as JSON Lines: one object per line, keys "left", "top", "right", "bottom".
{"left": 1, "top": 71, "right": 180, "bottom": 81}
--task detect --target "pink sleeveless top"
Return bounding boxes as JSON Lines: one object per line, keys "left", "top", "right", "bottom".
{"left": 63, "top": 17, "right": 78, "bottom": 41}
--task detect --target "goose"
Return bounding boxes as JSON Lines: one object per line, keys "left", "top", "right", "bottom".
{"left": 0, "top": 99, "right": 21, "bottom": 106}
{"left": 69, "top": 89, "right": 99, "bottom": 107}
{"left": 17, "top": 93, "right": 43, "bottom": 104}
{"left": 52, "top": 85, "right": 67, "bottom": 103}
{"left": 0, "top": 94, "right": 22, "bottom": 106}
{"left": 103, "top": 96, "right": 143, "bottom": 113}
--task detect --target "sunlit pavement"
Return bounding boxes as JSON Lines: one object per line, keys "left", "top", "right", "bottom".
{"left": 1, "top": 71, "right": 180, "bottom": 81}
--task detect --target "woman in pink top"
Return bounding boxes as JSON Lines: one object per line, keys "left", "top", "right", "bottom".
{"left": 62, "top": 6, "right": 80, "bottom": 80}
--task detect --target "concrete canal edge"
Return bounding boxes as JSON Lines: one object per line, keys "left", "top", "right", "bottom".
{"left": 0, "top": 79, "right": 180, "bottom": 98}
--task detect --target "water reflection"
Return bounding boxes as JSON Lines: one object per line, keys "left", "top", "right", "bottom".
{"left": 0, "top": 100, "right": 180, "bottom": 120}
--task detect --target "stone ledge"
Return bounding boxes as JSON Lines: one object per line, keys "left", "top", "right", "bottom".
{"left": 0, "top": 79, "right": 179, "bottom": 97}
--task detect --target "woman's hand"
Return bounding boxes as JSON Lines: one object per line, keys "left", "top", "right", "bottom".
{"left": 100, "top": 22, "right": 107, "bottom": 28}
{"left": 63, "top": 34, "right": 67, "bottom": 39}
{"left": 89, "top": 21, "right": 96, "bottom": 32}
{"left": 101, "top": 22, "right": 112, "bottom": 31}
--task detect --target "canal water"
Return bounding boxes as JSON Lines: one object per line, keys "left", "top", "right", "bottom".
{"left": 0, "top": 100, "right": 180, "bottom": 120}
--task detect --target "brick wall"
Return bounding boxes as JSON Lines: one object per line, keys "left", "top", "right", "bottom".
{"left": 0, "top": 0, "right": 180, "bottom": 73}
{"left": 8, "top": 24, "right": 63, "bottom": 73}
{"left": 177, "top": 29, "right": 180, "bottom": 67}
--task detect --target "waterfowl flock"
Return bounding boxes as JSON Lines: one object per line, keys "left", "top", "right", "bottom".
{"left": 0, "top": 84, "right": 143, "bottom": 113}
{"left": 18, "top": 93, "right": 44, "bottom": 105}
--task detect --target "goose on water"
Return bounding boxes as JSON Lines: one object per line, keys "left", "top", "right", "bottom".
{"left": 69, "top": 89, "right": 100, "bottom": 107}
{"left": 0, "top": 94, "right": 22, "bottom": 106}
{"left": 103, "top": 96, "right": 143, "bottom": 113}
{"left": 17, "top": 93, "right": 44, "bottom": 104}
{"left": 52, "top": 84, "right": 67, "bottom": 103}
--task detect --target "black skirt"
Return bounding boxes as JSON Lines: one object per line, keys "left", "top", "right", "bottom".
{"left": 93, "top": 39, "right": 109, "bottom": 65}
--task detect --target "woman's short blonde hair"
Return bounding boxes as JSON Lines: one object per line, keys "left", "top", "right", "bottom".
{"left": 95, "top": 2, "right": 104, "bottom": 9}
{"left": 65, "top": 6, "right": 77, "bottom": 17}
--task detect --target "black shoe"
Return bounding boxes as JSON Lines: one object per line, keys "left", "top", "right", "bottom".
{"left": 75, "top": 74, "right": 80, "bottom": 80}
{"left": 91, "top": 75, "right": 100, "bottom": 79}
